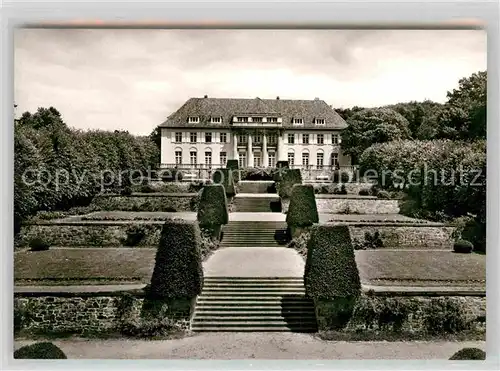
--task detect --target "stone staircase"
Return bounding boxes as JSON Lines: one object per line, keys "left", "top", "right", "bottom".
{"left": 221, "top": 221, "right": 289, "bottom": 247}
{"left": 192, "top": 277, "right": 317, "bottom": 332}
{"left": 231, "top": 194, "right": 281, "bottom": 212}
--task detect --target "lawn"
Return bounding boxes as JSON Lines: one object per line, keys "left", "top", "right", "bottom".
{"left": 14, "top": 248, "right": 156, "bottom": 285}
{"left": 355, "top": 250, "right": 486, "bottom": 287}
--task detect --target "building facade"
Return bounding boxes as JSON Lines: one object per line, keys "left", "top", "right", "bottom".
{"left": 159, "top": 96, "right": 351, "bottom": 176}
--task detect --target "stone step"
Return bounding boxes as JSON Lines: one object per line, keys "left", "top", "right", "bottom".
{"left": 191, "top": 326, "right": 317, "bottom": 332}
{"left": 203, "top": 282, "right": 304, "bottom": 288}
{"left": 193, "top": 316, "right": 316, "bottom": 322}
{"left": 192, "top": 320, "right": 317, "bottom": 327}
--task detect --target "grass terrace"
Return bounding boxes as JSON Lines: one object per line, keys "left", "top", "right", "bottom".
{"left": 356, "top": 250, "right": 486, "bottom": 289}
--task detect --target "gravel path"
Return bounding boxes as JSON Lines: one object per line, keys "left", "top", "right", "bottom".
{"left": 203, "top": 247, "right": 304, "bottom": 277}
{"left": 14, "top": 333, "right": 485, "bottom": 359}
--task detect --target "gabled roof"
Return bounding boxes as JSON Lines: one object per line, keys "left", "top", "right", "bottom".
{"left": 159, "top": 97, "right": 348, "bottom": 130}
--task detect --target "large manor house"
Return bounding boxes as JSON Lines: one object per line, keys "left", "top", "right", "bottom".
{"left": 159, "top": 96, "right": 352, "bottom": 175}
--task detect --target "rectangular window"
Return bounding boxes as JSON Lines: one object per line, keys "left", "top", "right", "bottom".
{"left": 331, "top": 153, "right": 339, "bottom": 167}
{"left": 175, "top": 151, "right": 182, "bottom": 165}
{"left": 332, "top": 134, "right": 339, "bottom": 144}
{"left": 238, "top": 134, "right": 247, "bottom": 144}
{"left": 293, "top": 118, "right": 303, "bottom": 125}
{"left": 175, "top": 132, "right": 182, "bottom": 143}
{"left": 254, "top": 135, "right": 261, "bottom": 143}
{"left": 211, "top": 117, "right": 222, "bottom": 123}
{"left": 190, "top": 132, "right": 197, "bottom": 143}
{"left": 253, "top": 117, "right": 263, "bottom": 123}
{"left": 268, "top": 135, "right": 277, "bottom": 145}
{"left": 268, "top": 153, "right": 276, "bottom": 168}
{"left": 220, "top": 151, "right": 227, "bottom": 167}
{"left": 205, "top": 132, "right": 212, "bottom": 143}
{"left": 239, "top": 152, "right": 246, "bottom": 168}
{"left": 287, "top": 134, "right": 295, "bottom": 144}
{"left": 190, "top": 151, "right": 197, "bottom": 166}
{"left": 317, "top": 134, "right": 324, "bottom": 145}
{"left": 302, "top": 153, "right": 310, "bottom": 167}
{"left": 317, "top": 153, "right": 324, "bottom": 169}
{"left": 288, "top": 152, "right": 295, "bottom": 166}
{"left": 205, "top": 152, "right": 212, "bottom": 167}
{"left": 254, "top": 154, "right": 261, "bottom": 167}
{"left": 237, "top": 117, "right": 249, "bottom": 123}
{"left": 220, "top": 132, "right": 227, "bottom": 143}
{"left": 302, "top": 134, "right": 309, "bottom": 144}
{"left": 188, "top": 117, "right": 199, "bottom": 123}
{"left": 315, "top": 118, "right": 325, "bottom": 125}
{"left": 268, "top": 117, "right": 278, "bottom": 123}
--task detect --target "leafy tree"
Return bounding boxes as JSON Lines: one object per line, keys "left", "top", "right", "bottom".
{"left": 149, "top": 125, "right": 161, "bottom": 149}
{"left": 341, "top": 108, "right": 411, "bottom": 164}
{"left": 335, "top": 106, "right": 364, "bottom": 121}
{"left": 385, "top": 100, "right": 443, "bottom": 138}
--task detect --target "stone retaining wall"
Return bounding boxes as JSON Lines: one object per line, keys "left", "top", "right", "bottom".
{"left": 315, "top": 198, "right": 400, "bottom": 214}
{"left": 314, "top": 295, "right": 485, "bottom": 335}
{"left": 348, "top": 225, "right": 455, "bottom": 249}
{"left": 14, "top": 291, "right": 193, "bottom": 335}
{"left": 92, "top": 193, "right": 199, "bottom": 212}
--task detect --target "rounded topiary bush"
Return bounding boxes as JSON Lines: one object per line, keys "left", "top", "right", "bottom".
{"left": 453, "top": 239, "right": 474, "bottom": 254}
{"left": 14, "top": 342, "right": 67, "bottom": 359}
{"left": 277, "top": 169, "right": 303, "bottom": 199}
{"left": 29, "top": 237, "right": 50, "bottom": 251}
{"left": 148, "top": 220, "right": 203, "bottom": 299}
{"left": 449, "top": 348, "right": 486, "bottom": 360}
{"left": 197, "top": 184, "right": 229, "bottom": 227}
{"left": 376, "top": 190, "right": 391, "bottom": 199}
{"left": 212, "top": 168, "right": 237, "bottom": 196}
{"left": 332, "top": 170, "right": 350, "bottom": 183}
{"left": 286, "top": 184, "right": 319, "bottom": 227}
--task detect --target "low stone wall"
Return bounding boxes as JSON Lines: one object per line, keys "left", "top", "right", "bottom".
{"left": 14, "top": 290, "right": 194, "bottom": 335}
{"left": 306, "top": 182, "right": 375, "bottom": 195}
{"left": 92, "top": 193, "right": 199, "bottom": 212}
{"left": 349, "top": 225, "right": 455, "bottom": 249}
{"left": 18, "top": 222, "right": 165, "bottom": 247}
{"left": 315, "top": 197, "right": 400, "bottom": 214}
{"left": 314, "top": 294, "right": 486, "bottom": 335}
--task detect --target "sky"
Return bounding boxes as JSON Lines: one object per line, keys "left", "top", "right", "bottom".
{"left": 14, "top": 29, "right": 486, "bottom": 135}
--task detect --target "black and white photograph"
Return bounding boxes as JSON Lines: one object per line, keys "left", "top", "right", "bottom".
{"left": 12, "top": 27, "right": 487, "bottom": 360}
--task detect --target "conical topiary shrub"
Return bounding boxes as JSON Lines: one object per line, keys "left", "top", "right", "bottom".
{"left": 276, "top": 169, "right": 302, "bottom": 198}
{"left": 212, "top": 168, "right": 237, "bottom": 196}
{"left": 286, "top": 184, "right": 318, "bottom": 237}
{"left": 304, "top": 225, "right": 361, "bottom": 330}
{"left": 449, "top": 348, "right": 486, "bottom": 360}
{"left": 148, "top": 220, "right": 203, "bottom": 299}
{"left": 14, "top": 342, "right": 67, "bottom": 359}
{"left": 197, "top": 184, "right": 229, "bottom": 239}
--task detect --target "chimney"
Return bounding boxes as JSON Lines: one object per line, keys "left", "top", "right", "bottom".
{"left": 276, "top": 96, "right": 280, "bottom": 100}
{"left": 314, "top": 97, "right": 319, "bottom": 101}
{"left": 204, "top": 95, "right": 208, "bottom": 98}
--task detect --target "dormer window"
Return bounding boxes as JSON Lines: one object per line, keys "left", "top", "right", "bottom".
{"left": 188, "top": 116, "right": 199, "bottom": 123}
{"left": 211, "top": 117, "right": 222, "bottom": 123}
{"left": 253, "top": 117, "right": 263, "bottom": 123}
{"left": 293, "top": 118, "right": 303, "bottom": 125}
{"left": 315, "top": 118, "right": 325, "bottom": 125}
{"left": 237, "top": 117, "right": 249, "bottom": 123}
{"left": 268, "top": 117, "right": 278, "bottom": 123}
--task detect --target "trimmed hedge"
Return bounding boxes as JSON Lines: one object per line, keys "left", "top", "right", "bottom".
{"left": 304, "top": 225, "right": 361, "bottom": 299}
{"left": 454, "top": 239, "right": 474, "bottom": 254}
{"left": 226, "top": 159, "right": 239, "bottom": 170}
{"left": 14, "top": 342, "right": 67, "bottom": 359}
{"left": 277, "top": 160, "right": 289, "bottom": 169}
{"left": 212, "top": 168, "right": 236, "bottom": 196}
{"left": 148, "top": 220, "right": 203, "bottom": 299}
{"left": 277, "top": 169, "right": 303, "bottom": 198}
{"left": 286, "top": 184, "right": 319, "bottom": 227}
{"left": 449, "top": 348, "right": 486, "bottom": 360}
{"left": 197, "top": 184, "right": 229, "bottom": 226}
